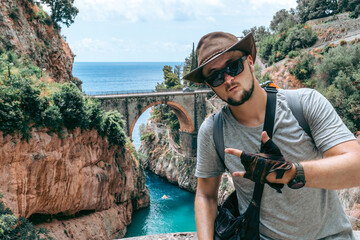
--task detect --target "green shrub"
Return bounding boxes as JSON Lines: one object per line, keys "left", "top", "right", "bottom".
{"left": 36, "top": 9, "right": 52, "bottom": 25}
{"left": 83, "top": 98, "right": 104, "bottom": 132}
{"left": 140, "top": 132, "right": 156, "bottom": 142}
{"left": 9, "top": 7, "right": 19, "bottom": 20}
{"left": 19, "top": 80, "right": 44, "bottom": 123}
{"left": 41, "top": 104, "right": 63, "bottom": 132}
{"left": 102, "top": 111, "right": 126, "bottom": 147}
{"left": 315, "top": 44, "right": 360, "bottom": 86}
{"left": 0, "top": 193, "right": 53, "bottom": 240}
{"left": 151, "top": 104, "right": 180, "bottom": 144}
{"left": 288, "top": 50, "right": 300, "bottom": 58}
{"left": 260, "top": 72, "right": 271, "bottom": 83}
{"left": 52, "top": 83, "right": 86, "bottom": 130}
{"left": 349, "top": 11, "right": 358, "bottom": 19}
{"left": 289, "top": 52, "right": 315, "bottom": 84}
{"left": 339, "top": 39, "right": 347, "bottom": 46}
{"left": 320, "top": 71, "right": 360, "bottom": 133}
{"left": 0, "top": 97, "right": 25, "bottom": 136}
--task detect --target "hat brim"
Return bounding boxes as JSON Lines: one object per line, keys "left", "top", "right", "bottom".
{"left": 183, "top": 33, "right": 256, "bottom": 83}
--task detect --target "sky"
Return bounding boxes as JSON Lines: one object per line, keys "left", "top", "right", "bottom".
{"left": 60, "top": 0, "right": 297, "bottom": 62}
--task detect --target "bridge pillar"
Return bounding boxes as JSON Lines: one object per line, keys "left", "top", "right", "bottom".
{"left": 179, "top": 131, "right": 197, "bottom": 157}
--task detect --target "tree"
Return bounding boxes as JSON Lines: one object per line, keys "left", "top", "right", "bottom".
{"left": 296, "top": 0, "right": 338, "bottom": 23}
{"left": 155, "top": 65, "right": 181, "bottom": 90}
{"left": 183, "top": 43, "right": 197, "bottom": 76}
{"left": 174, "top": 65, "right": 181, "bottom": 79}
{"left": 163, "top": 65, "right": 181, "bottom": 89}
{"left": 183, "top": 43, "right": 201, "bottom": 87}
{"left": 270, "top": 9, "right": 298, "bottom": 33}
{"left": 242, "top": 26, "right": 271, "bottom": 42}
{"left": 40, "top": 0, "right": 79, "bottom": 27}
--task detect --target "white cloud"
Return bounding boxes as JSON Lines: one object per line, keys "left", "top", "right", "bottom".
{"left": 73, "top": 0, "right": 296, "bottom": 22}
{"left": 73, "top": 38, "right": 109, "bottom": 53}
{"left": 248, "top": 0, "right": 297, "bottom": 9}
{"left": 70, "top": 37, "right": 191, "bottom": 61}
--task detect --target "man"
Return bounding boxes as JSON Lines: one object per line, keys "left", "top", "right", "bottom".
{"left": 183, "top": 32, "right": 360, "bottom": 239}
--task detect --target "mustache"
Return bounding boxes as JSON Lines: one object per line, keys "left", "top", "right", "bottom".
{"left": 226, "top": 83, "right": 238, "bottom": 91}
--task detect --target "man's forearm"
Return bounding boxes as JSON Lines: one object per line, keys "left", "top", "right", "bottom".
{"left": 275, "top": 140, "right": 360, "bottom": 189}
{"left": 195, "top": 194, "right": 218, "bottom": 240}
{"left": 303, "top": 151, "right": 360, "bottom": 189}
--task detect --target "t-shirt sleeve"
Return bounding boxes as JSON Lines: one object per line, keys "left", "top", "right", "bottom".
{"left": 300, "top": 88, "right": 356, "bottom": 153}
{"left": 195, "top": 114, "right": 226, "bottom": 178}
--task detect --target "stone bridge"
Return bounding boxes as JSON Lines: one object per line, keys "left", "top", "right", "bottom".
{"left": 93, "top": 90, "right": 211, "bottom": 156}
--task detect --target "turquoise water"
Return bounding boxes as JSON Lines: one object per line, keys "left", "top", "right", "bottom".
{"left": 125, "top": 171, "right": 196, "bottom": 237}
{"left": 72, "top": 62, "right": 197, "bottom": 237}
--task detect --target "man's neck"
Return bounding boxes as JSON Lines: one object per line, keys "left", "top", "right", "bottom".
{"left": 228, "top": 85, "right": 267, "bottom": 127}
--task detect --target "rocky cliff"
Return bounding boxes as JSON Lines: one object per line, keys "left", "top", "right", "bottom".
{"left": 139, "top": 121, "right": 197, "bottom": 192}
{"left": 0, "top": 127, "right": 150, "bottom": 239}
{"left": 0, "top": 0, "right": 76, "bottom": 84}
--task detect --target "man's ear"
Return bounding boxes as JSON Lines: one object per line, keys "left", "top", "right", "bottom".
{"left": 247, "top": 55, "right": 255, "bottom": 73}
{"left": 247, "top": 54, "right": 254, "bottom": 65}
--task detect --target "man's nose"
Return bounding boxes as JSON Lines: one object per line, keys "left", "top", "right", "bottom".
{"left": 224, "top": 72, "right": 234, "bottom": 83}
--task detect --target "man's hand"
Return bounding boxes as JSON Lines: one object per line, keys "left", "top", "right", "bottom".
{"left": 225, "top": 132, "right": 295, "bottom": 192}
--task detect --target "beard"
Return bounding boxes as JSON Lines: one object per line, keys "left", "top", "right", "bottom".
{"left": 224, "top": 73, "right": 255, "bottom": 106}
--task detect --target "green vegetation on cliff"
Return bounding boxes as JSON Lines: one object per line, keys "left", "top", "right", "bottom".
{"left": 0, "top": 51, "right": 127, "bottom": 147}
{"left": 257, "top": 24, "right": 318, "bottom": 64}
{"left": 288, "top": 42, "right": 360, "bottom": 132}
{"left": 0, "top": 194, "right": 52, "bottom": 240}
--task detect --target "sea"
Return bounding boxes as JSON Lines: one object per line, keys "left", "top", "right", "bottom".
{"left": 72, "top": 62, "right": 197, "bottom": 237}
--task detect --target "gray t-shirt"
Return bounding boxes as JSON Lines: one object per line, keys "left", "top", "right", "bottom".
{"left": 196, "top": 88, "right": 356, "bottom": 239}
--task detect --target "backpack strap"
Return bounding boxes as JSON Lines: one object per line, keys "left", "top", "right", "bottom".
{"left": 284, "top": 90, "right": 314, "bottom": 143}
{"left": 213, "top": 111, "right": 225, "bottom": 163}
{"left": 212, "top": 88, "right": 278, "bottom": 204}
{"left": 213, "top": 87, "right": 278, "bottom": 163}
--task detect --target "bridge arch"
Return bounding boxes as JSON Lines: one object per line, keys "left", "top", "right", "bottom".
{"left": 129, "top": 100, "right": 194, "bottom": 140}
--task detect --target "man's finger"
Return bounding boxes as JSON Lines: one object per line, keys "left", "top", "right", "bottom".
{"left": 225, "top": 148, "right": 243, "bottom": 157}
{"left": 232, "top": 171, "right": 245, "bottom": 178}
{"left": 261, "top": 131, "right": 270, "bottom": 144}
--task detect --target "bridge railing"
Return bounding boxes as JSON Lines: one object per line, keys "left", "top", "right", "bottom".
{"left": 84, "top": 87, "right": 211, "bottom": 96}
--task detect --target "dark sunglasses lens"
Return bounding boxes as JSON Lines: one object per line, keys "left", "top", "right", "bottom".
{"left": 227, "top": 60, "right": 244, "bottom": 76}
{"left": 207, "top": 73, "right": 224, "bottom": 87}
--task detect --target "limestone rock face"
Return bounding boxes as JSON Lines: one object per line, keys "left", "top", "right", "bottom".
{"left": 139, "top": 121, "right": 197, "bottom": 192}
{"left": 0, "top": 128, "right": 149, "bottom": 239}
{"left": 0, "top": 0, "right": 76, "bottom": 83}
{"left": 338, "top": 188, "right": 360, "bottom": 230}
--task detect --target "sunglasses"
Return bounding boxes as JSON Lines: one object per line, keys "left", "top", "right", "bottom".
{"left": 204, "top": 55, "right": 248, "bottom": 87}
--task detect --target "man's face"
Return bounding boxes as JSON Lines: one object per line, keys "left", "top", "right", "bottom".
{"left": 202, "top": 51, "right": 255, "bottom": 106}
